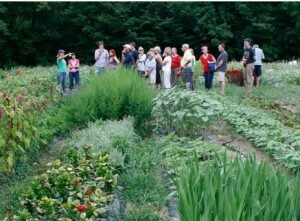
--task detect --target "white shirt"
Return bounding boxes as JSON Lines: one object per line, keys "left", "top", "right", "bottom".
{"left": 162, "top": 55, "right": 172, "bottom": 72}
{"left": 95, "top": 49, "right": 109, "bottom": 68}
{"left": 145, "top": 58, "right": 156, "bottom": 75}
{"left": 254, "top": 48, "right": 265, "bottom": 65}
{"left": 181, "top": 49, "right": 193, "bottom": 68}
{"left": 137, "top": 54, "right": 147, "bottom": 71}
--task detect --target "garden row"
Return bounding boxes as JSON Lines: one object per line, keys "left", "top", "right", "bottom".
{"left": 154, "top": 89, "right": 300, "bottom": 172}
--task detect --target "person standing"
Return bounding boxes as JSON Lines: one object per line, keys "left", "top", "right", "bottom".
{"left": 144, "top": 51, "right": 156, "bottom": 88}
{"left": 162, "top": 47, "right": 172, "bottom": 89}
{"left": 68, "top": 53, "right": 80, "bottom": 91}
{"left": 95, "top": 41, "right": 109, "bottom": 74}
{"left": 199, "top": 46, "right": 216, "bottom": 90}
{"left": 108, "top": 49, "right": 120, "bottom": 69}
{"left": 181, "top": 44, "right": 193, "bottom": 90}
{"left": 154, "top": 46, "right": 163, "bottom": 90}
{"left": 57, "top": 49, "right": 70, "bottom": 94}
{"left": 253, "top": 44, "right": 265, "bottom": 87}
{"left": 130, "top": 42, "right": 139, "bottom": 64}
{"left": 242, "top": 38, "right": 256, "bottom": 97}
{"left": 215, "top": 43, "right": 228, "bottom": 94}
{"left": 190, "top": 48, "right": 196, "bottom": 90}
{"left": 122, "top": 44, "right": 134, "bottom": 69}
{"left": 171, "top": 47, "right": 181, "bottom": 87}
{"left": 136, "top": 47, "right": 147, "bottom": 76}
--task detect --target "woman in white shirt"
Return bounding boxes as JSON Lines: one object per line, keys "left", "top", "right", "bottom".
{"left": 162, "top": 47, "right": 172, "bottom": 89}
{"left": 144, "top": 51, "right": 157, "bottom": 87}
{"left": 136, "top": 47, "right": 147, "bottom": 77}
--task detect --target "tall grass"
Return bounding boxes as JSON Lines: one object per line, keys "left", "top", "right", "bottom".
{"left": 176, "top": 156, "right": 300, "bottom": 221}
{"left": 63, "top": 68, "right": 156, "bottom": 137}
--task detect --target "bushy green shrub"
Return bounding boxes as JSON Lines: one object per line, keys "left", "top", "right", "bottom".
{"left": 63, "top": 68, "right": 156, "bottom": 137}
{"left": 5, "top": 145, "right": 118, "bottom": 221}
{"left": 176, "top": 156, "right": 300, "bottom": 221}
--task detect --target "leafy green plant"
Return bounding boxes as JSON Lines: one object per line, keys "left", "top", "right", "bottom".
{"left": 153, "top": 90, "right": 223, "bottom": 137}
{"left": 63, "top": 68, "right": 156, "bottom": 137}
{"left": 5, "top": 145, "right": 118, "bottom": 220}
{"left": 176, "top": 156, "right": 300, "bottom": 221}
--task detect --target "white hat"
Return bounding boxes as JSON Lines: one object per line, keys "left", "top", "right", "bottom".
{"left": 123, "top": 44, "right": 131, "bottom": 49}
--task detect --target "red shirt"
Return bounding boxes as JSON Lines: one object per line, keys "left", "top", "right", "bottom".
{"left": 68, "top": 59, "right": 80, "bottom": 73}
{"left": 171, "top": 54, "right": 181, "bottom": 69}
{"left": 199, "top": 54, "right": 214, "bottom": 73}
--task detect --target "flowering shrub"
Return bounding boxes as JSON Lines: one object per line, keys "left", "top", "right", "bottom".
{"left": 225, "top": 69, "right": 243, "bottom": 85}
{"left": 5, "top": 145, "right": 118, "bottom": 220}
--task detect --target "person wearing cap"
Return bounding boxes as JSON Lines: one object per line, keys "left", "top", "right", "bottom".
{"left": 57, "top": 49, "right": 71, "bottom": 94}
{"left": 242, "top": 38, "right": 256, "bottom": 97}
{"left": 122, "top": 44, "right": 134, "bottom": 69}
{"left": 95, "top": 41, "right": 109, "bottom": 74}
{"left": 253, "top": 44, "right": 265, "bottom": 87}
{"left": 162, "top": 47, "right": 172, "bottom": 89}
{"left": 68, "top": 53, "right": 80, "bottom": 91}
{"left": 171, "top": 47, "right": 181, "bottom": 87}
{"left": 215, "top": 43, "right": 228, "bottom": 95}
{"left": 181, "top": 44, "right": 193, "bottom": 90}
{"left": 199, "top": 46, "right": 216, "bottom": 90}
{"left": 135, "top": 46, "right": 147, "bottom": 76}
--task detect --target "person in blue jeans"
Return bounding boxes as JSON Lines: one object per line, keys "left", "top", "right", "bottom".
{"left": 68, "top": 53, "right": 80, "bottom": 91}
{"left": 199, "top": 46, "right": 216, "bottom": 90}
{"left": 57, "top": 49, "right": 71, "bottom": 94}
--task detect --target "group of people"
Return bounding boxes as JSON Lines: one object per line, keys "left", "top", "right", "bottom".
{"left": 56, "top": 38, "right": 265, "bottom": 96}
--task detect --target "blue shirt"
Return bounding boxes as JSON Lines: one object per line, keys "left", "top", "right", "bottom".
{"left": 123, "top": 51, "right": 134, "bottom": 69}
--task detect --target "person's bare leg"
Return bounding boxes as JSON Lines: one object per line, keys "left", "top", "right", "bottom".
{"left": 256, "top": 76, "right": 260, "bottom": 87}
{"left": 220, "top": 81, "right": 225, "bottom": 94}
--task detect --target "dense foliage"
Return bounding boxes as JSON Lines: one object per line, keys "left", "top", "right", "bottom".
{"left": 0, "top": 2, "right": 299, "bottom": 68}
{"left": 5, "top": 146, "right": 118, "bottom": 221}
{"left": 176, "top": 157, "right": 300, "bottom": 221}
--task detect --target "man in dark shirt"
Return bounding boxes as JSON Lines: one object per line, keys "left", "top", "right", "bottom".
{"left": 130, "top": 42, "right": 139, "bottom": 64}
{"left": 216, "top": 43, "right": 228, "bottom": 95}
{"left": 242, "top": 38, "right": 255, "bottom": 97}
{"left": 122, "top": 44, "right": 134, "bottom": 69}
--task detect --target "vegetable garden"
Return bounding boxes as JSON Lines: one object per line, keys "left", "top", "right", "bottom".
{"left": 0, "top": 61, "right": 300, "bottom": 220}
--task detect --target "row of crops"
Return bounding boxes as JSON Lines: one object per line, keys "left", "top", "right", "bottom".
{"left": 1, "top": 62, "right": 299, "bottom": 220}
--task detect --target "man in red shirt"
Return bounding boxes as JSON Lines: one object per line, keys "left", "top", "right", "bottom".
{"left": 171, "top": 47, "right": 181, "bottom": 87}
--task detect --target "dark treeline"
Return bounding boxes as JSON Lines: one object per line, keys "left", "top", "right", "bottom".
{"left": 0, "top": 2, "right": 299, "bottom": 68}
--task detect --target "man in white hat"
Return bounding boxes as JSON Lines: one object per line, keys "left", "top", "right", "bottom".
{"left": 122, "top": 44, "right": 134, "bottom": 69}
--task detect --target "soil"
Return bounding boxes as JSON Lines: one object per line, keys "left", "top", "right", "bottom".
{"left": 208, "top": 121, "right": 273, "bottom": 162}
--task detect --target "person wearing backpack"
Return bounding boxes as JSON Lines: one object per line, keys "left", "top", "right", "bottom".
{"left": 57, "top": 49, "right": 71, "bottom": 94}
{"left": 68, "top": 53, "right": 80, "bottom": 91}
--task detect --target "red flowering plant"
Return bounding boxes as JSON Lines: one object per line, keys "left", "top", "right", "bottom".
{"left": 225, "top": 69, "right": 244, "bottom": 86}
{"left": 5, "top": 145, "right": 118, "bottom": 221}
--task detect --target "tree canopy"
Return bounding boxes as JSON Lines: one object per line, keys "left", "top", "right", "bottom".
{"left": 0, "top": 2, "right": 299, "bottom": 68}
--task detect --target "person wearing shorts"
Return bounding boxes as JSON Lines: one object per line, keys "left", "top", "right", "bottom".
{"left": 181, "top": 44, "right": 193, "bottom": 90}
{"left": 215, "top": 43, "right": 228, "bottom": 95}
{"left": 253, "top": 44, "right": 265, "bottom": 87}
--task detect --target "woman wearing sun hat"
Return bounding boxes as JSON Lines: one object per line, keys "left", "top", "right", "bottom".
{"left": 199, "top": 46, "right": 216, "bottom": 90}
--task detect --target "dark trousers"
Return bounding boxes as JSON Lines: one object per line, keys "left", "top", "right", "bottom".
{"left": 69, "top": 71, "right": 80, "bottom": 89}
{"left": 204, "top": 71, "right": 214, "bottom": 89}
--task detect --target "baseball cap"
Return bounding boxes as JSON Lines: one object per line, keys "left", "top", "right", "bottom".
{"left": 58, "top": 49, "right": 65, "bottom": 54}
